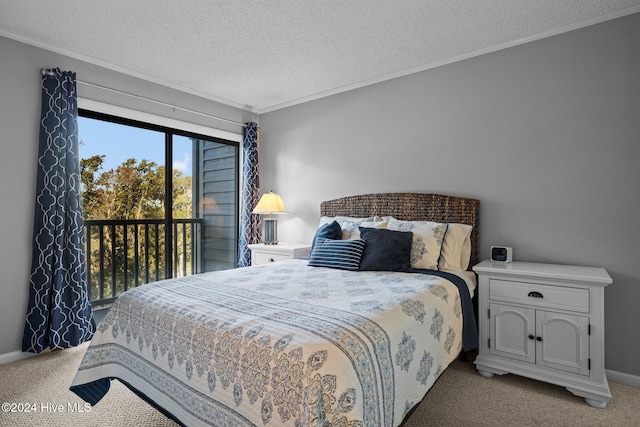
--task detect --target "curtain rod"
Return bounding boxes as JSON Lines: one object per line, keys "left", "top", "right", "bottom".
{"left": 40, "top": 68, "right": 248, "bottom": 128}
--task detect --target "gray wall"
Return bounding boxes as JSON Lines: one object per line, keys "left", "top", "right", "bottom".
{"left": 260, "top": 13, "right": 640, "bottom": 376}
{"left": 0, "top": 36, "right": 254, "bottom": 356}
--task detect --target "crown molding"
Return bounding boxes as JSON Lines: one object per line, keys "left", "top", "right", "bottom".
{"left": 256, "top": 5, "right": 640, "bottom": 114}
{"left": 3, "top": 3, "right": 639, "bottom": 116}
{"left": 0, "top": 29, "right": 256, "bottom": 114}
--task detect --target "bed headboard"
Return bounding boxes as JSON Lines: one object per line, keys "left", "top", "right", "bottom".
{"left": 321, "top": 192, "right": 480, "bottom": 269}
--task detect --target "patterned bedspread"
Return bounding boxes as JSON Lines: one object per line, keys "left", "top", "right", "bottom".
{"left": 71, "top": 260, "right": 472, "bottom": 427}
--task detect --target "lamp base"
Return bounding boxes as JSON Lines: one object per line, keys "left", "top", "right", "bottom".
{"left": 262, "top": 218, "right": 278, "bottom": 245}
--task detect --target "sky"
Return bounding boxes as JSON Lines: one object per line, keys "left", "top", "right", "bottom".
{"left": 78, "top": 116, "right": 192, "bottom": 176}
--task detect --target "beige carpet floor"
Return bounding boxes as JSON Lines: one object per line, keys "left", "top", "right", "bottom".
{"left": 0, "top": 343, "right": 638, "bottom": 426}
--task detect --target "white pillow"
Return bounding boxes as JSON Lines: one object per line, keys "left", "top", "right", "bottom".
{"left": 318, "top": 216, "right": 377, "bottom": 240}
{"left": 386, "top": 218, "right": 448, "bottom": 270}
{"left": 345, "top": 217, "right": 389, "bottom": 239}
{"left": 439, "top": 223, "right": 473, "bottom": 271}
{"left": 318, "top": 216, "right": 374, "bottom": 227}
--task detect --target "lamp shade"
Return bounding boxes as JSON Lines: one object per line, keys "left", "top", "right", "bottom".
{"left": 252, "top": 191, "right": 286, "bottom": 214}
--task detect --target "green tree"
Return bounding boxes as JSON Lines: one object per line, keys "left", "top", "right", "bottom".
{"left": 80, "top": 154, "right": 106, "bottom": 218}
{"left": 80, "top": 157, "right": 195, "bottom": 304}
{"left": 172, "top": 168, "right": 193, "bottom": 219}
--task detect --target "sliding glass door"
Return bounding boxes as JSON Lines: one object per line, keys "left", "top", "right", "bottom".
{"left": 79, "top": 110, "right": 238, "bottom": 307}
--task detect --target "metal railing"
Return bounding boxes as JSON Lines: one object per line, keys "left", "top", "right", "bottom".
{"left": 84, "top": 218, "right": 203, "bottom": 307}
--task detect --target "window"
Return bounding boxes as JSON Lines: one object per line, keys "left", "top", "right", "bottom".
{"left": 78, "top": 109, "right": 239, "bottom": 307}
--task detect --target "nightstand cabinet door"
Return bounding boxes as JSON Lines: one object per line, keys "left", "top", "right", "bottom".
{"left": 490, "top": 304, "right": 535, "bottom": 363}
{"left": 490, "top": 304, "right": 590, "bottom": 375}
{"left": 537, "top": 311, "right": 589, "bottom": 376}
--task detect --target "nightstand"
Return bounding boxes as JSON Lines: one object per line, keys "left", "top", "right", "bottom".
{"left": 472, "top": 260, "right": 612, "bottom": 408}
{"left": 248, "top": 243, "right": 311, "bottom": 266}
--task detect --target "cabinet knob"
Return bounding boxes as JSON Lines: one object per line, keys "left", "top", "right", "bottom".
{"left": 528, "top": 335, "right": 535, "bottom": 340}
{"left": 528, "top": 291, "right": 544, "bottom": 298}
{"left": 536, "top": 336, "right": 542, "bottom": 342}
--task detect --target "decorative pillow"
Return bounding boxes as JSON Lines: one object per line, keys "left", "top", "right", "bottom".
{"left": 308, "top": 238, "right": 366, "bottom": 271}
{"left": 439, "top": 223, "right": 473, "bottom": 271}
{"left": 318, "top": 216, "right": 374, "bottom": 227}
{"left": 358, "top": 227, "right": 413, "bottom": 272}
{"left": 365, "top": 217, "right": 391, "bottom": 228}
{"left": 341, "top": 217, "right": 389, "bottom": 240}
{"left": 318, "top": 216, "right": 375, "bottom": 240}
{"left": 311, "top": 220, "right": 342, "bottom": 250}
{"left": 386, "top": 218, "right": 448, "bottom": 270}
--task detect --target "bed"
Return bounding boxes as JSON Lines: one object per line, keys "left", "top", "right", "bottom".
{"left": 71, "top": 192, "right": 480, "bottom": 426}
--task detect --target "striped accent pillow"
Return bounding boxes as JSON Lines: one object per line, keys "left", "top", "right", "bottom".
{"left": 308, "top": 238, "right": 366, "bottom": 270}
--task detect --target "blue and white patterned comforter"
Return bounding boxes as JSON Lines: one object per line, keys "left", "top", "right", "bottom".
{"left": 71, "top": 259, "right": 473, "bottom": 426}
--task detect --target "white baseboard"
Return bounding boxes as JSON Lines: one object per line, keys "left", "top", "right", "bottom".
{"left": 0, "top": 348, "right": 51, "bottom": 365}
{"left": 606, "top": 368, "right": 640, "bottom": 387}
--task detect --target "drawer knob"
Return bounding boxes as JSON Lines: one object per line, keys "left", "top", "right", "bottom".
{"left": 528, "top": 291, "right": 544, "bottom": 298}
{"left": 268, "top": 258, "right": 275, "bottom": 262}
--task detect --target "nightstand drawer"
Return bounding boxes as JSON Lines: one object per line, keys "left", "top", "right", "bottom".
{"left": 253, "top": 252, "right": 292, "bottom": 265}
{"left": 249, "top": 243, "right": 311, "bottom": 266}
{"left": 489, "top": 279, "right": 589, "bottom": 313}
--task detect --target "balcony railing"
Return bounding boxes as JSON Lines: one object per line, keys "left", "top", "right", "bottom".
{"left": 84, "top": 218, "right": 204, "bottom": 308}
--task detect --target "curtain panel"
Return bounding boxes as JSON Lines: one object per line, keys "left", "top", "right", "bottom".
{"left": 237, "top": 122, "right": 260, "bottom": 267}
{"left": 23, "top": 68, "right": 95, "bottom": 353}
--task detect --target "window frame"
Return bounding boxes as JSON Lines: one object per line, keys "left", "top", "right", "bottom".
{"left": 78, "top": 102, "right": 241, "bottom": 304}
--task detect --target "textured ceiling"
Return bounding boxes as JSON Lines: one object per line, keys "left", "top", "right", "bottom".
{"left": 1, "top": 1, "right": 639, "bottom": 113}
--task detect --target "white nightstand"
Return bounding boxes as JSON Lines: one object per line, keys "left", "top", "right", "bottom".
{"left": 248, "top": 243, "right": 311, "bottom": 266}
{"left": 472, "top": 260, "right": 612, "bottom": 408}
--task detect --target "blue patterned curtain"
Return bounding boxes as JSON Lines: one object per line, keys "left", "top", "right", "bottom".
{"left": 23, "top": 68, "right": 95, "bottom": 353}
{"left": 237, "top": 122, "right": 261, "bottom": 267}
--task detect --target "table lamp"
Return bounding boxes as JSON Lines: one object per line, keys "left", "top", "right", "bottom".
{"left": 252, "top": 191, "right": 287, "bottom": 244}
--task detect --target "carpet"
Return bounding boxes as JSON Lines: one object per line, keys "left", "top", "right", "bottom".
{"left": 0, "top": 343, "right": 637, "bottom": 426}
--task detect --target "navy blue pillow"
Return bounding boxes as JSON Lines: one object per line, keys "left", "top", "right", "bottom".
{"left": 308, "top": 238, "right": 366, "bottom": 270}
{"left": 311, "top": 220, "right": 342, "bottom": 250}
{"left": 359, "top": 227, "right": 413, "bottom": 272}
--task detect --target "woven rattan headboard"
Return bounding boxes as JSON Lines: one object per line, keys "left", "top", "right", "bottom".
{"left": 320, "top": 192, "right": 480, "bottom": 269}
